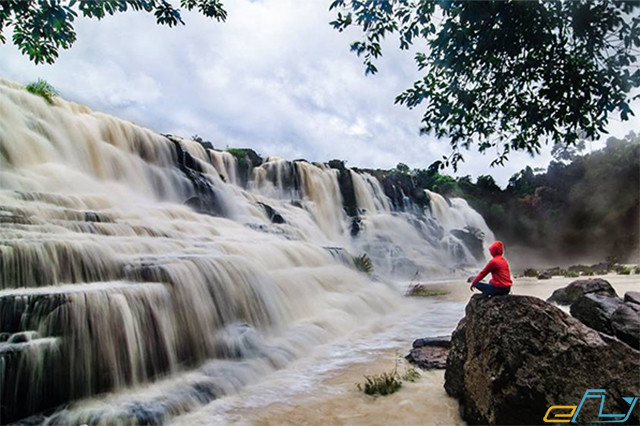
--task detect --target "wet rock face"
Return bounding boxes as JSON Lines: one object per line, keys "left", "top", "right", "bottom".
{"left": 611, "top": 302, "right": 640, "bottom": 349}
{"left": 565, "top": 289, "right": 639, "bottom": 350}
{"left": 170, "top": 139, "right": 224, "bottom": 217}
{"left": 329, "top": 160, "right": 358, "bottom": 216}
{"left": 445, "top": 295, "right": 640, "bottom": 425}
{"left": 451, "top": 228, "right": 484, "bottom": 263}
{"left": 547, "top": 278, "right": 618, "bottom": 305}
{"left": 380, "top": 173, "right": 429, "bottom": 212}
{"left": 570, "top": 293, "right": 623, "bottom": 335}
{"left": 258, "top": 202, "right": 285, "bottom": 224}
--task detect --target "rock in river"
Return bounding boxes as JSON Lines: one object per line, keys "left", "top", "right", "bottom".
{"left": 405, "top": 336, "right": 450, "bottom": 369}
{"left": 547, "top": 278, "right": 618, "bottom": 305}
{"left": 445, "top": 295, "right": 639, "bottom": 425}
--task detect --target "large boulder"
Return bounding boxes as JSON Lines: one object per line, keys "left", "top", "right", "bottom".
{"left": 569, "top": 293, "right": 623, "bottom": 335}
{"left": 624, "top": 291, "right": 640, "bottom": 305}
{"left": 547, "top": 278, "right": 618, "bottom": 305}
{"left": 445, "top": 295, "right": 640, "bottom": 425}
{"left": 611, "top": 302, "right": 640, "bottom": 349}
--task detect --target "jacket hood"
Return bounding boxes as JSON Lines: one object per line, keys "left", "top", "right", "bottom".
{"left": 489, "top": 241, "right": 504, "bottom": 257}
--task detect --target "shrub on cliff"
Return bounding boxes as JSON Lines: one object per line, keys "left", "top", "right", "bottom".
{"left": 25, "top": 79, "right": 57, "bottom": 104}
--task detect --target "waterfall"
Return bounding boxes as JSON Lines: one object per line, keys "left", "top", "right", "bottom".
{"left": 0, "top": 78, "right": 494, "bottom": 424}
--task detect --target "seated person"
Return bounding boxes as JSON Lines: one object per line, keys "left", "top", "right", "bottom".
{"left": 470, "top": 241, "right": 512, "bottom": 296}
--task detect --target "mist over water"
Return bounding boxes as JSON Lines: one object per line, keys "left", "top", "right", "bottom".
{"left": 0, "top": 79, "right": 493, "bottom": 424}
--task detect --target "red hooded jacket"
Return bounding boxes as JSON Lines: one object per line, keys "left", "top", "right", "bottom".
{"left": 472, "top": 241, "right": 513, "bottom": 288}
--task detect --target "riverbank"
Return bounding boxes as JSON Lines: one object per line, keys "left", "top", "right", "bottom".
{"left": 173, "top": 273, "right": 638, "bottom": 425}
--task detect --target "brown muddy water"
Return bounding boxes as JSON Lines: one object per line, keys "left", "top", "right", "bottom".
{"left": 174, "top": 274, "right": 638, "bottom": 425}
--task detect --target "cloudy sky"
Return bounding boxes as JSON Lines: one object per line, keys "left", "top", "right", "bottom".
{"left": 0, "top": 0, "right": 637, "bottom": 186}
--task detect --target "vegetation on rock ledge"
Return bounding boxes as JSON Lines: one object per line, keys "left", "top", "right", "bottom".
{"left": 25, "top": 79, "right": 57, "bottom": 104}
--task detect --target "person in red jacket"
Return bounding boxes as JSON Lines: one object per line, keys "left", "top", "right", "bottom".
{"left": 470, "top": 241, "right": 513, "bottom": 296}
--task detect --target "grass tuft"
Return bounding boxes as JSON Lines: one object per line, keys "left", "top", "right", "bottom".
{"left": 353, "top": 253, "right": 374, "bottom": 275}
{"left": 25, "top": 79, "right": 57, "bottom": 104}
{"left": 356, "top": 371, "right": 402, "bottom": 396}
{"left": 406, "top": 284, "right": 449, "bottom": 297}
{"left": 356, "top": 354, "right": 420, "bottom": 397}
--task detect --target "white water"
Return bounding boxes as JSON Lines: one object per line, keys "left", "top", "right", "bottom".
{"left": 0, "top": 79, "right": 493, "bottom": 424}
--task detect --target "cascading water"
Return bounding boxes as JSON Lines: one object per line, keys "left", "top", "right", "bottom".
{"left": 0, "top": 78, "right": 493, "bottom": 424}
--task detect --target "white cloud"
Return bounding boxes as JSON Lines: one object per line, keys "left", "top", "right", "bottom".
{"left": 0, "top": 0, "right": 637, "bottom": 187}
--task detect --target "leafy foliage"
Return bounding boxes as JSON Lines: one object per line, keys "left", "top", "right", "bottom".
{"left": 353, "top": 253, "right": 374, "bottom": 274}
{"left": 226, "top": 148, "right": 249, "bottom": 158}
{"left": 331, "top": 1, "right": 640, "bottom": 170}
{"left": 25, "top": 79, "right": 57, "bottom": 104}
{"left": 0, "top": 1, "right": 227, "bottom": 64}
{"left": 394, "top": 132, "right": 639, "bottom": 262}
{"left": 226, "top": 148, "right": 249, "bottom": 168}
{"left": 395, "top": 162, "right": 410, "bottom": 173}
{"left": 523, "top": 268, "right": 538, "bottom": 278}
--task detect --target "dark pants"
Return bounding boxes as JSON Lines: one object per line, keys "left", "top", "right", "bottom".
{"left": 475, "top": 282, "right": 511, "bottom": 296}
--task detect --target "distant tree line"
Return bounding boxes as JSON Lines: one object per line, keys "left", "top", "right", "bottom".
{"left": 397, "top": 132, "right": 639, "bottom": 262}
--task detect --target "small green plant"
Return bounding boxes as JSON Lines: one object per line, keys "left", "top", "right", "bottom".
{"left": 356, "top": 355, "right": 419, "bottom": 396}
{"left": 523, "top": 268, "right": 538, "bottom": 277}
{"left": 615, "top": 266, "right": 631, "bottom": 275}
{"left": 25, "top": 79, "right": 57, "bottom": 104}
{"left": 633, "top": 266, "right": 640, "bottom": 274}
{"left": 606, "top": 255, "right": 618, "bottom": 269}
{"left": 563, "top": 270, "right": 579, "bottom": 278}
{"left": 353, "top": 253, "right": 374, "bottom": 275}
{"left": 402, "top": 365, "right": 421, "bottom": 382}
{"left": 356, "top": 370, "right": 402, "bottom": 396}
{"left": 582, "top": 269, "right": 595, "bottom": 276}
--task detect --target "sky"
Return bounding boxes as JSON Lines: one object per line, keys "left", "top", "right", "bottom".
{"left": 0, "top": 0, "right": 637, "bottom": 187}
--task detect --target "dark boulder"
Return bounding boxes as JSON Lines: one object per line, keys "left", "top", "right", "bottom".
{"left": 547, "top": 278, "right": 618, "bottom": 305}
{"left": 611, "top": 302, "right": 640, "bottom": 349}
{"left": 406, "top": 336, "right": 451, "bottom": 369}
{"left": 570, "top": 293, "right": 623, "bottom": 335}
{"left": 445, "top": 295, "right": 640, "bottom": 425}
{"left": 243, "top": 149, "right": 263, "bottom": 168}
{"left": 537, "top": 270, "right": 552, "bottom": 280}
{"left": 258, "top": 202, "right": 285, "bottom": 224}
{"left": 624, "top": 291, "right": 640, "bottom": 305}
{"left": 7, "top": 331, "right": 39, "bottom": 344}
